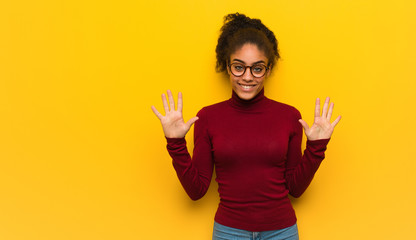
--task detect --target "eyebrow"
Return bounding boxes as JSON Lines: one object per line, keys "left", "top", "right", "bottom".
{"left": 231, "top": 58, "right": 266, "bottom": 65}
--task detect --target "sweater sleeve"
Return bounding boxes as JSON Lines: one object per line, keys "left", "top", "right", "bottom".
{"left": 166, "top": 108, "right": 214, "bottom": 201}
{"left": 284, "top": 109, "right": 330, "bottom": 198}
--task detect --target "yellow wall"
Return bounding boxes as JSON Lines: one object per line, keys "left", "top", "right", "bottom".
{"left": 1, "top": 0, "right": 415, "bottom": 239}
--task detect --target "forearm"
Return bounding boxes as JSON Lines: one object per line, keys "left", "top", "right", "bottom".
{"left": 166, "top": 137, "right": 212, "bottom": 201}
{"left": 285, "top": 138, "right": 329, "bottom": 198}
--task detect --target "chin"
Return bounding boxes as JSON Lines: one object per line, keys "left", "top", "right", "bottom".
{"left": 236, "top": 91, "right": 257, "bottom": 100}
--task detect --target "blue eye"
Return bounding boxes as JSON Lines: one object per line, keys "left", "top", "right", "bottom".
{"left": 253, "top": 65, "right": 265, "bottom": 73}
{"left": 233, "top": 64, "right": 244, "bottom": 72}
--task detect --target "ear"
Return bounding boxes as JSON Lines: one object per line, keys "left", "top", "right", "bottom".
{"left": 266, "top": 65, "right": 272, "bottom": 77}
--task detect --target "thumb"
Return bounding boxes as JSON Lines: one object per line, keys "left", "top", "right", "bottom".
{"left": 186, "top": 116, "right": 199, "bottom": 129}
{"left": 298, "top": 119, "right": 309, "bottom": 131}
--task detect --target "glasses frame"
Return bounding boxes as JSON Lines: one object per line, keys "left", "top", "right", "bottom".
{"left": 228, "top": 63, "right": 269, "bottom": 78}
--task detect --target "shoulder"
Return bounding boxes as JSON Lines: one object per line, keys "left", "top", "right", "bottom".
{"left": 266, "top": 98, "right": 303, "bottom": 133}
{"left": 196, "top": 100, "right": 230, "bottom": 117}
{"left": 194, "top": 100, "right": 229, "bottom": 130}
{"left": 266, "top": 98, "right": 302, "bottom": 119}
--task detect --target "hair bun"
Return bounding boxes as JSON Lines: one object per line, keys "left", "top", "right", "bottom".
{"left": 216, "top": 13, "right": 279, "bottom": 73}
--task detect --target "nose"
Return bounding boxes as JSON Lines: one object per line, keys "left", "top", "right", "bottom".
{"left": 242, "top": 66, "right": 254, "bottom": 82}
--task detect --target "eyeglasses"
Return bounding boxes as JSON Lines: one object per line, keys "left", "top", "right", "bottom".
{"left": 229, "top": 63, "right": 269, "bottom": 78}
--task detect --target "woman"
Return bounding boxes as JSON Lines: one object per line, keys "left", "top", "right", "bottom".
{"left": 151, "top": 13, "right": 341, "bottom": 240}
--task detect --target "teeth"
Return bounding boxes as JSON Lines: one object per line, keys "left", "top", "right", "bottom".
{"left": 241, "top": 85, "right": 254, "bottom": 89}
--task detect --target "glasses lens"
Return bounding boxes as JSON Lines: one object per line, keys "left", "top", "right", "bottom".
{"left": 230, "top": 63, "right": 245, "bottom": 76}
{"left": 251, "top": 64, "right": 266, "bottom": 77}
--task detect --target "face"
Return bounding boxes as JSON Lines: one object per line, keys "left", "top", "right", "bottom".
{"left": 228, "top": 43, "right": 271, "bottom": 100}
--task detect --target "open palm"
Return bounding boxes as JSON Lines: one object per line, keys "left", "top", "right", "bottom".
{"left": 299, "top": 97, "right": 341, "bottom": 140}
{"left": 151, "top": 90, "right": 198, "bottom": 138}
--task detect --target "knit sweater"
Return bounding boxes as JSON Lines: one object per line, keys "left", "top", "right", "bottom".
{"left": 166, "top": 88, "right": 329, "bottom": 231}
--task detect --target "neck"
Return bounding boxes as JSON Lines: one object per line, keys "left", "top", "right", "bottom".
{"left": 230, "top": 88, "right": 267, "bottom": 110}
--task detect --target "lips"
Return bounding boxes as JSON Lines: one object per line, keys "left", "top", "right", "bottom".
{"left": 238, "top": 83, "right": 257, "bottom": 91}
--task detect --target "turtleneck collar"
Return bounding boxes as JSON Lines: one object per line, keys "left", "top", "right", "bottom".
{"left": 229, "top": 87, "right": 268, "bottom": 110}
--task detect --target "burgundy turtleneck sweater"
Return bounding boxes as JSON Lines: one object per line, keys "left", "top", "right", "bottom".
{"left": 166, "top": 88, "right": 329, "bottom": 232}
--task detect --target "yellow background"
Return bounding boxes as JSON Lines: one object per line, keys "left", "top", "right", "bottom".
{"left": 1, "top": 0, "right": 415, "bottom": 239}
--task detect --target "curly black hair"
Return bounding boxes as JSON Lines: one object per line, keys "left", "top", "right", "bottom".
{"left": 215, "top": 13, "right": 280, "bottom": 73}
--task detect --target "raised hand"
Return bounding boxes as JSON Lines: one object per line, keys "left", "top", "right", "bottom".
{"left": 298, "top": 97, "right": 341, "bottom": 141}
{"left": 151, "top": 90, "right": 199, "bottom": 138}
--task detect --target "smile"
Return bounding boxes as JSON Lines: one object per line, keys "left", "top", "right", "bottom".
{"left": 238, "top": 83, "right": 256, "bottom": 90}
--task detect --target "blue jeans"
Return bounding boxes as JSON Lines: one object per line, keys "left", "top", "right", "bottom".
{"left": 212, "top": 221, "right": 299, "bottom": 240}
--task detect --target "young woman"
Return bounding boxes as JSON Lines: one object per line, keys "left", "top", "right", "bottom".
{"left": 151, "top": 13, "right": 341, "bottom": 240}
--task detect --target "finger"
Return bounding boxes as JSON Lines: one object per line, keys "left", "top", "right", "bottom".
{"left": 322, "top": 97, "right": 330, "bottom": 117}
{"left": 331, "top": 115, "right": 342, "bottom": 127}
{"left": 186, "top": 116, "right": 199, "bottom": 129}
{"left": 327, "top": 102, "right": 334, "bottom": 121}
{"left": 298, "top": 119, "right": 310, "bottom": 132}
{"left": 162, "top": 93, "right": 169, "bottom": 114}
{"left": 151, "top": 106, "right": 163, "bottom": 120}
{"left": 167, "top": 89, "right": 175, "bottom": 111}
{"left": 177, "top": 92, "right": 183, "bottom": 112}
{"left": 314, "top": 98, "right": 321, "bottom": 118}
